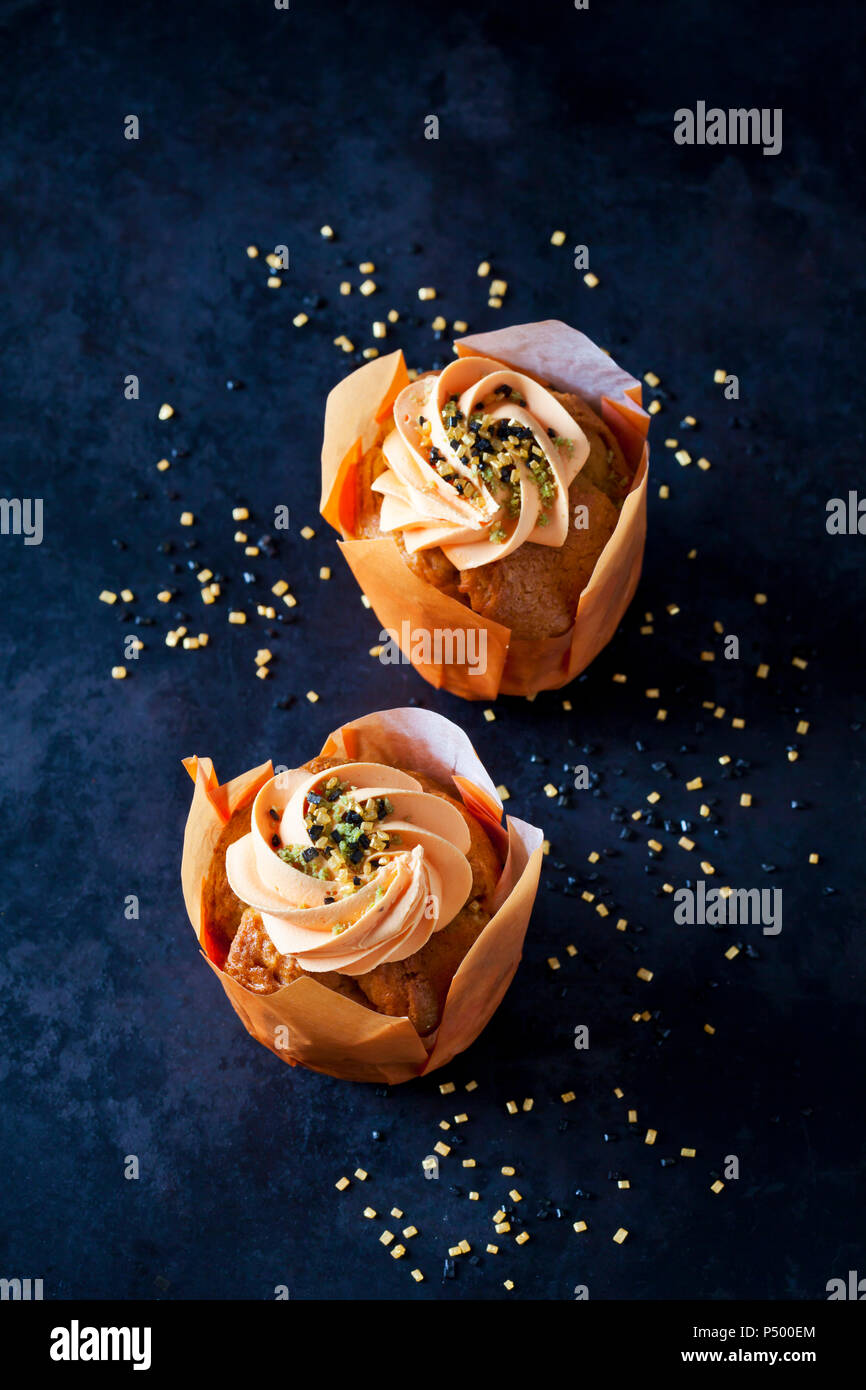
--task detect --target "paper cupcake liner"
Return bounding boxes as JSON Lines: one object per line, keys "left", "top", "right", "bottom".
{"left": 320, "top": 320, "right": 649, "bottom": 699}
{"left": 181, "top": 708, "right": 544, "bottom": 1084}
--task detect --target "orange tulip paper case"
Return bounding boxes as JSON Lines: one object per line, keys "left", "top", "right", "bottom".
{"left": 181, "top": 708, "right": 544, "bottom": 1084}
{"left": 320, "top": 320, "right": 650, "bottom": 700}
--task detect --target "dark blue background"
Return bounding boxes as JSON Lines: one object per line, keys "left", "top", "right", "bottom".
{"left": 1, "top": 0, "right": 864, "bottom": 1300}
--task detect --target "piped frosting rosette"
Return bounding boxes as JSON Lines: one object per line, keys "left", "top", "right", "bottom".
{"left": 224, "top": 762, "right": 474, "bottom": 975}
{"left": 372, "top": 355, "right": 588, "bottom": 569}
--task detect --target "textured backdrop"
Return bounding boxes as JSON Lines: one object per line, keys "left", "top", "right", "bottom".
{"left": 1, "top": 0, "right": 864, "bottom": 1300}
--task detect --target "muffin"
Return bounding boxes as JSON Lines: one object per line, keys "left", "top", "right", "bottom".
{"left": 181, "top": 708, "right": 544, "bottom": 1083}
{"left": 322, "top": 320, "right": 650, "bottom": 699}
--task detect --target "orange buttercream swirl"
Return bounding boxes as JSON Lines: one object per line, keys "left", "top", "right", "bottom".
{"left": 225, "top": 761, "right": 474, "bottom": 975}
{"left": 371, "top": 354, "right": 589, "bottom": 569}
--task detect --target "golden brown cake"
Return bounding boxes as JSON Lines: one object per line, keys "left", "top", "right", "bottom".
{"left": 182, "top": 707, "right": 546, "bottom": 1081}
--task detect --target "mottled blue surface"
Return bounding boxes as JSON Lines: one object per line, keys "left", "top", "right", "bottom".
{"left": 1, "top": 0, "right": 864, "bottom": 1300}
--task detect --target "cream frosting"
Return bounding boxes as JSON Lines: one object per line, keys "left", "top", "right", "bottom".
{"left": 371, "top": 354, "right": 589, "bottom": 569}
{"left": 225, "top": 761, "right": 474, "bottom": 975}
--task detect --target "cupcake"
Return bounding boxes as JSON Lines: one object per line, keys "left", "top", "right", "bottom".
{"left": 321, "top": 320, "right": 649, "bottom": 699}
{"left": 181, "top": 708, "right": 543, "bottom": 1083}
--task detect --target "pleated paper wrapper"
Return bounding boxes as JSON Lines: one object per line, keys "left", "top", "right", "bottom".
{"left": 181, "top": 708, "right": 543, "bottom": 1084}
{"left": 320, "top": 320, "right": 650, "bottom": 700}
